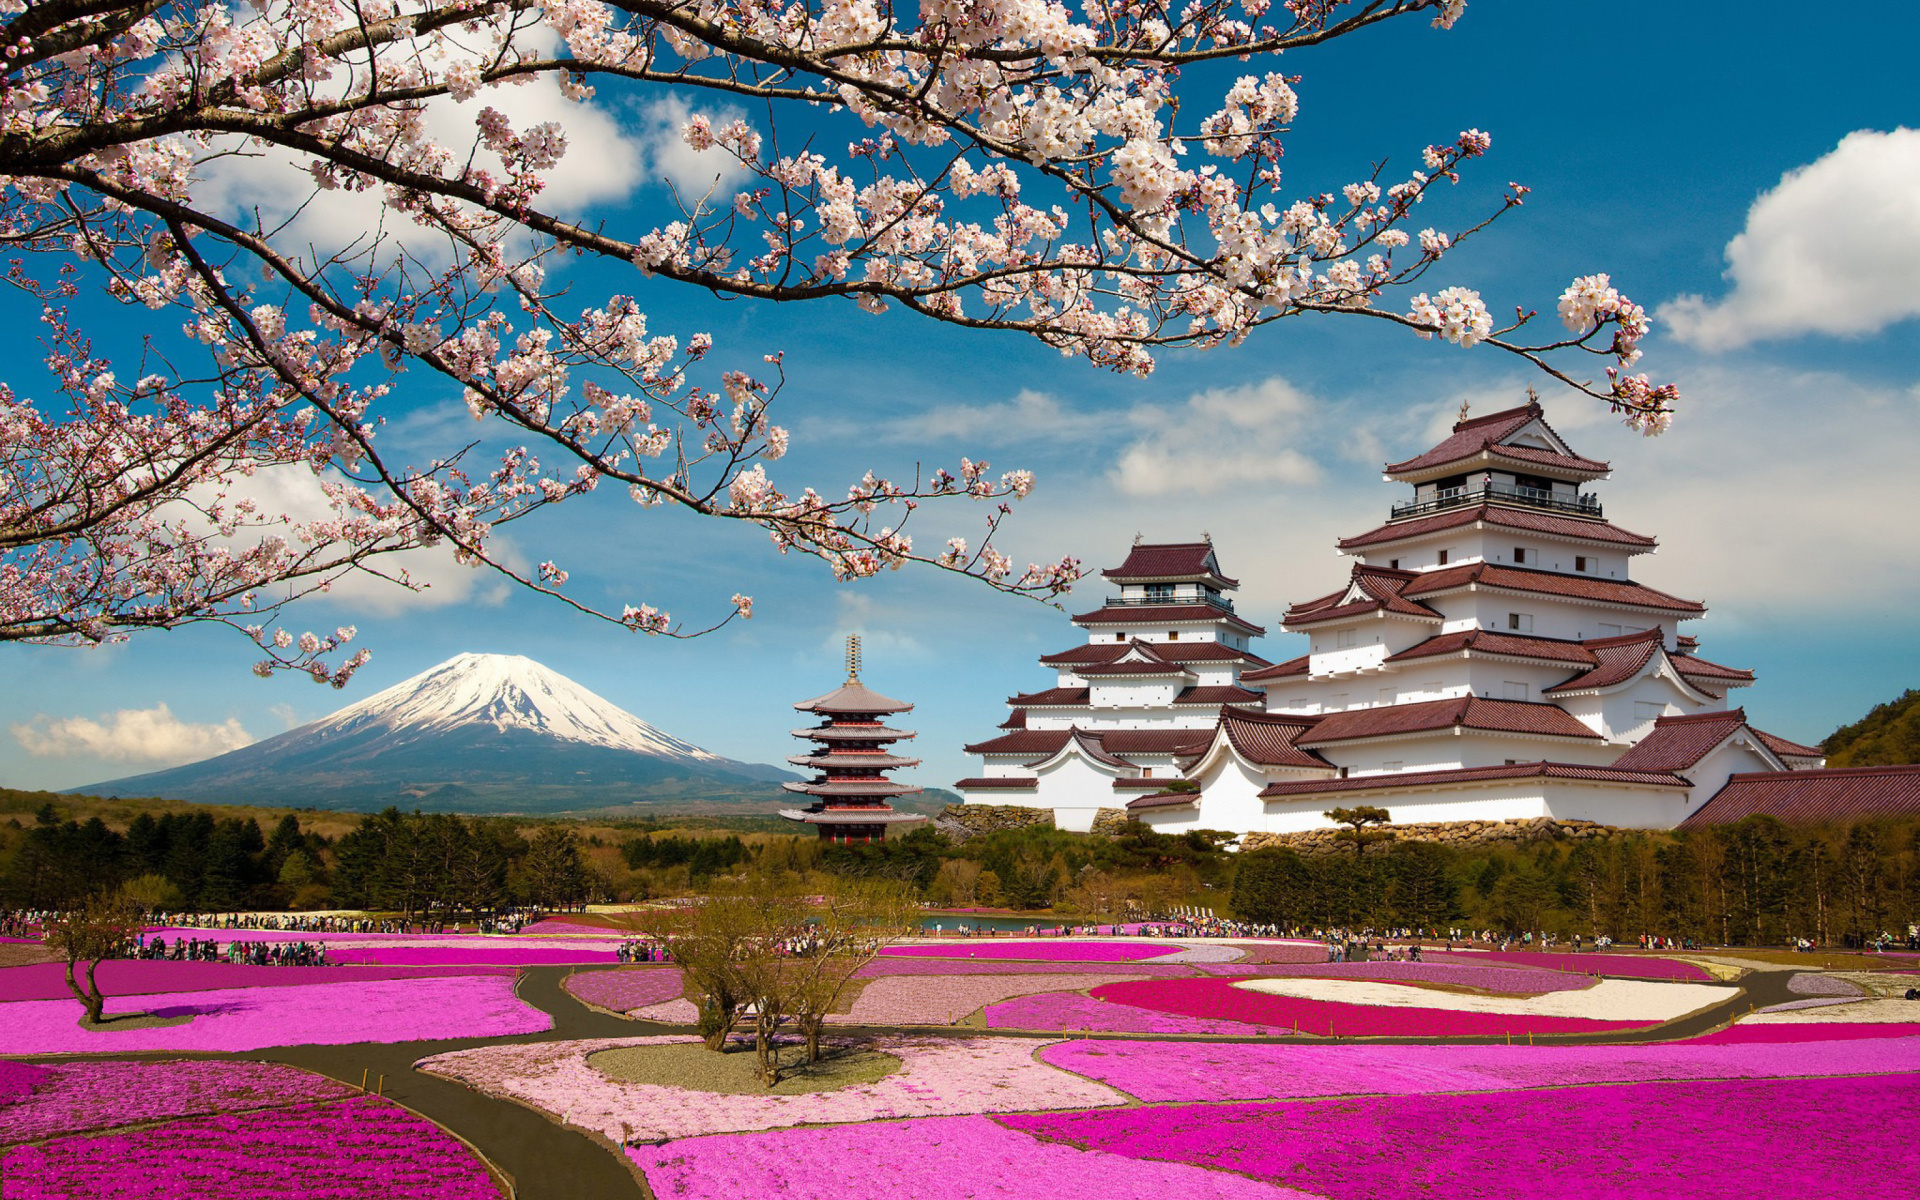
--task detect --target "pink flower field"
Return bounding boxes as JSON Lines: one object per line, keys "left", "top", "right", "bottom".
{"left": 564, "top": 966, "right": 686, "bottom": 1012}
{"left": 1189, "top": 960, "right": 1593, "bottom": 993}
{"left": 0, "top": 1059, "right": 356, "bottom": 1144}
{"left": 0, "top": 974, "right": 549, "bottom": 1053}
{"left": 0, "top": 960, "right": 513, "bottom": 1001}
{"left": 629, "top": 1113, "right": 1309, "bottom": 1200}
{"left": 328, "top": 946, "right": 618, "bottom": 965}
{"left": 2, "top": 1095, "right": 500, "bottom": 1199}
{"left": 1426, "top": 948, "right": 1712, "bottom": 981}
{"left": 998, "top": 1073, "right": 1920, "bottom": 1199}
{"left": 417, "top": 1034, "right": 1128, "bottom": 1143}
{"left": 1038, "top": 1031, "right": 1920, "bottom": 1103}
{"left": 1685, "top": 1023, "right": 1920, "bottom": 1044}
{"left": 986, "top": 989, "right": 1269, "bottom": 1036}
{"left": 1086, "top": 977, "right": 1653, "bottom": 1037}
{"left": 845, "top": 973, "right": 1151, "bottom": 1025}
{"left": 855, "top": 958, "right": 1194, "bottom": 979}
{"left": 880, "top": 941, "right": 1190, "bottom": 963}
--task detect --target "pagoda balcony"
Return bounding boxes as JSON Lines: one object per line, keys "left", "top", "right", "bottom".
{"left": 1102, "top": 592, "right": 1236, "bottom": 612}
{"left": 1390, "top": 482, "right": 1602, "bottom": 521}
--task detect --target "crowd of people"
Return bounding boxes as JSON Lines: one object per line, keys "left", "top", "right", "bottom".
{"left": 122, "top": 933, "right": 329, "bottom": 966}
{"left": 616, "top": 940, "right": 667, "bottom": 963}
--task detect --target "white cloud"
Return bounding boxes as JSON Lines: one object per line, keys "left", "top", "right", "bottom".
{"left": 633, "top": 94, "right": 754, "bottom": 199}
{"left": 1661, "top": 129, "right": 1920, "bottom": 350}
{"left": 900, "top": 388, "right": 1106, "bottom": 443}
{"left": 13, "top": 705, "right": 252, "bottom": 765}
{"left": 1110, "top": 378, "right": 1323, "bottom": 497}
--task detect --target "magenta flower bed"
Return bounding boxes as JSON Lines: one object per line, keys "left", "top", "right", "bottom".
{"left": 1190, "top": 961, "right": 1590, "bottom": 994}
{"left": 0, "top": 1062, "right": 49, "bottom": 1105}
{"left": 629, "top": 1113, "right": 1304, "bottom": 1200}
{"left": 2, "top": 1095, "right": 499, "bottom": 1199}
{"left": 857, "top": 959, "right": 1192, "bottom": 979}
{"left": 0, "top": 1060, "right": 356, "bottom": 1144}
{"left": 329, "top": 946, "right": 616, "bottom": 966}
{"left": 515, "top": 917, "right": 613, "bottom": 935}
{"left": 1426, "top": 949, "right": 1711, "bottom": 981}
{"left": 881, "top": 942, "right": 1179, "bottom": 963}
{"left": 1088, "top": 978, "right": 1649, "bottom": 1037}
{"left": 563, "top": 967, "right": 685, "bottom": 1012}
{"left": 1040, "top": 1031, "right": 1920, "bottom": 1103}
{"left": 986, "top": 990, "right": 1266, "bottom": 1036}
{"left": 0, "top": 975, "right": 548, "bottom": 1054}
{"left": 1685, "top": 1023, "right": 1920, "bottom": 1044}
{"left": 0, "top": 961, "right": 513, "bottom": 1001}
{"left": 1000, "top": 1073, "right": 1920, "bottom": 1199}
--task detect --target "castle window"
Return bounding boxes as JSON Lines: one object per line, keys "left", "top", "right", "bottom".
{"left": 1167, "top": 630, "right": 1180, "bottom": 640}
{"left": 1507, "top": 612, "right": 1533, "bottom": 633}
{"left": 1437, "top": 549, "right": 1450, "bottom": 565}
{"left": 1389, "top": 559, "right": 1400, "bottom": 570}
{"left": 1144, "top": 583, "right": 1174, "bottom": 602}
{"left": 1502, "top": 680, "right": 1530, "bottom": 701}
{"left": 1513, "top": 547, "right": 1528, "bottom": 564}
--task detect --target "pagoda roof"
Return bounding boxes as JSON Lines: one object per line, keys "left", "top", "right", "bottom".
{"left": 790, "top": 724, "right": 916, "bottom": 742}
{"left": 1172, "top": 685, "right": 1266, "bottom": 706}
{"left": 780, "top": 808, "right": 928, "bottom": 824}
{"left": 1241, "top": 653, "right": 1310, "bottom": 682}
{"left": 793, "top": 679, "right": 914, "bottom": 715}
{"left": 1039, "top": 639, "right": 1270, "bottom": 668}
{"left": 1609, "top": 709, "right": 1771, "bottom": 773}
{"left": 1296, "top": 696, "right": 1601, "bottom": 747}
{"left": 954, "top": 776, "right": 1039, "bottom": 790}
{"left": 1259, "top": 761, "right": 1689, "bottom": 800}
{"left": 1102, "top": 540, "right": 1239, "bottom": 588}
{"left": 781, "top": 780, "right": 924, "bottom": 797}
{"left": 1183, "top": 708, "right": 1331, "bottom": 771}
{"left": 1384, "top": 401, "right": 1609, "bottom": 480}
{"left": 1398, "top": 561, "right": 1706, "bottom": 615}
{"left": 1071, "top": 602, "right": 1265, "bottom": 636}
{"left": 1336, "top": 504, "right": 1657, "bottom": 553}
{"left": 1678, "top": 765, "right": 1920, "bottom": 828}
{"left": 1006, "top": 686, "right": 1090, "bottom": 707}
{"left": 1284, "top": 565, "right": 1444, "bottom": 626}
{"left": 1385, "top": 629, "right": 1599, "bottom": 667}
{"left": 787, "top": 752, "right": 923, "bottom": 771}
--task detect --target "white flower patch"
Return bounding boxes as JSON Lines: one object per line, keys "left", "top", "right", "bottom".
{"left": 1233, "top": 977, "right": 1733, "bottom": 1023}
{"left": 1148, "top": 944, "right": 1246, "bottom": 964}
{"left": 1745, "top": 998, "right": 1920, "bottom": 1024}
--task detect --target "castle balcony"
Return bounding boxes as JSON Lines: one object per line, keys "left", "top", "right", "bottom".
{"left": 1391, "top": 482, "right": 1602, "bottom": 521}
{"left": 1103, "top": 591, "right": 1236, "bottom": 612}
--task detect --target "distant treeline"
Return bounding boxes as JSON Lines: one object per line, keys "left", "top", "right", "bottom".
{"left": 1230, "top": 816, "right": 1920, "bottom": 946}
{"left": 1824, "top": 688, "right": 1920, "bottom": 767}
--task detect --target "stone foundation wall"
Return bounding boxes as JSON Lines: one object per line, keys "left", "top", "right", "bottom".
{"left": 936, "top": 804, "right": 1055, "bottom": 842}
{"left": 1240, "top": 816, "right": 1611, "bottom": 857}
{"left": 1088, "top": 807, "right": 1135, "bottom": 837}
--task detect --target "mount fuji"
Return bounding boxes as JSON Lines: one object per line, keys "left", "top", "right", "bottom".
{"left": 79, "top": 653, "right": 797, "bottom": 813}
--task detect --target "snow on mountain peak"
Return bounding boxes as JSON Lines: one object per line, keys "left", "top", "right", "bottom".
{"left": 317, "top": 652, "right": 724, "bottom": 762}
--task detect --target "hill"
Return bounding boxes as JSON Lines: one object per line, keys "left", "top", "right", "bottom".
{"left": 1823, "top": 688, "right": 1920, "bottom": 767}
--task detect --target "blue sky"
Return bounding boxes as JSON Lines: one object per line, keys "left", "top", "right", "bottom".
{"left": 8, "top": 1, "right": 1919, "bottom": 795}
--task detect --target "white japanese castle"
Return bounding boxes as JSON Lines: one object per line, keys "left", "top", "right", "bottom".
{"left": 955, "top": 398, "right": 1823, "bottom": 835}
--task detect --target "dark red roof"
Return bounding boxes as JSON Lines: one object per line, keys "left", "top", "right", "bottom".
{"left": 1112, "top": 778, "right": 1178, "bottom": 790}
{"left": 1672, "top": 652, "right": 1755, "bottom": 685}
{"left": 1755, "top": 729, "right": 1824, "bottom": 760}
{"left": 1006, "top": 687, "right": 1090, "bottom": 707}
{"left": 1543, "top": 630, "right": 1665, "bottom": 694}
{"left": 1401, "top": 561, "right": 1706, "bottom": 614}
{"left": 790, "top": 724, "right": 915, "bottom": 742}
{"left": 1259, "top": 761, "right": 1689, "bottom": 800}
{"left": 1284, "top": 566, "right": 1444, "bottom": 626}
{"left": 1242, "top": 653, "right": 1311, "bottom": 682}
{"left": 1679, "top": 766, "right": 1920, "bottom": 827}
{"left": 1102, "top": 541, "right": 1238, "bottom": 587}
{"left": 1610, "top": 710, "right": 1753, "bottom": 771}
{"left": 793, "top": 680, "right": 914, "bottom": 714}
{"left": 998, "top": 709, "right": 1028, "bottom": 730}
{"left": 1336, "top": 504, "right": 1656, "bottom": 552}
{"left": 1385, "top": 630, "right": 1598, "bottom": 667}
{"left": 1384, "top": 401, "right": 1609, "bottom": 478}
{"left": 965, "top": 729, "right": 1073, "bottom": 756}
{"left": 1297, "top": 696, "right": 1600, "bottom": 746}
{"left": 1071, "top": 603, "right": 1264, "bottom": 636}
{"left": 1174, "top": 685, "right": 1267, "bottom": 706}
{"left": 1187, "top": 709, "right": 1331, "bottom": 770}
{"left": 954, "top": 777, "right": 1038, "bottom": 789}
{"left": 964, "top": 726, "right": 1211, "bottom": 758}
{"left": 1127, "top": 791, "right": 1200, "bottom": 810}
{"left": 1037, "top": 639, "right": 1270, "bottom": 668}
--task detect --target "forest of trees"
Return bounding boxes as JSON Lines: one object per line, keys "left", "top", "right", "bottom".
{"left": 1824, "top": 689, "right": 1920, "bottom": 767}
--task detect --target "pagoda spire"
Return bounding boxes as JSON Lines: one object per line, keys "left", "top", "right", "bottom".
{"left": 846, "top": 633, "right": 862, "bottom": 683}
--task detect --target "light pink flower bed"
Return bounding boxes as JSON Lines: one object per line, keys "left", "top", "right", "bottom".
{"left": 1224, "top": 942, "right": 1334, "bottom": 964}
{"left": 1039, "top": 1031, "right": 1920, "bottom": 1103}
{"left": 564, "top": 967, "right": 685, "bottom": 1013}
{"left": 1684, "top": 1023, "right": 1920, "bottom": 1044}
{"left": 629, "top": 998, "right": 699, "bottom": 1023}
{"left": 1188, "top": 961, "right": 1592, "bottom": 993}
{"left": 987, "top": 990, "right": 1267, "bottom": 1036}
{"left": 856, "top": 959, "right": 1193, "bottom": 979}
{"left": 0, "top": 961, "right": 512, "bottom": 1001}
{"left": 0, "top": 975, "right": 548, "bottom": 1054}
{"left": 0, "top": 1059, "right": 355, "bottom": 1144}
{"left": 329, "top": 946, "right": 617, "bottom": 966}
{"left": 1426, "top": 949, "right": 1711, "bottom": 981}
{"left": 845, "top": 974, "right": 1151, "bottom": 1025}
{"left": 417, "top": 1034, "right": 1128, "bottom": 1143}
{"left": 880, "top": 942, "right": 1186, "bottom": 963}
{"left": 629, "top": 1113, "right": 1307, "bottom": 1200}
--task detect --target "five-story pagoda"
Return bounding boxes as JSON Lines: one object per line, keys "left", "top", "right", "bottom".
{"left": 779, "top": 636, "right": 926, "bottom": 842}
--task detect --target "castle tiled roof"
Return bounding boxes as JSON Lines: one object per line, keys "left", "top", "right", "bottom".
{"left": 1075, "top": 661, "right": 1198, "bottom": 678}
{"left": 1071, "top": 603, "right": 1264, "bottom": 636}
{"left": 1006, "top": 687, "right": 1090, "bottom": 707}
{"left": 1101, "top": 541, "right": 1238, "bottom": 587}
{"left": 1296, "top": 696, "right": 1601, "bottom": 746}
{"left": 1241, "top": 653, "right": 1311, "bottom": 682}
{"left": 963, "top": 727, "right": 1212, "bottom": 758}
{"left": 1173, "top": 685, "right": 1266, "bottom": 706}
{"left": 1184, "top": 709, "right": 1331, "bottom": 771}
{"left": 1383, "top": 401, "right": 1609, "bottom": 478}
{"left": 1039, "top": 640, "right": 1269, "bottom": 668}
{"left": 1542, "top": 629, "right": 1666, "bottom": 694}
{"left": 1755, "top": 729, "right": 1824, "bottom": 761}
{"left": 1679, "top": 766, "right": 1920, "bottom": 828}
{"left": 1385, "top": 630, "right": 1599, "bottom": 667}
{"left": 1672, "top": 652, "right": 1756, "bottom": 686}
{"left": 1127, "top": 790, "right": 1200, "bottom": 810}
{"left": 1258, "top": 761, "right": 1689, "bottom": 800}
{"left": 1284, "top": 566, "right": 1443, "bottom": 626}
{"left": 1400, "top": 561, "right": 1706, "bottom": 615}
{"left": 1609, "top": 710, "right": 1755, "bottom": 772}
{"left": 1336, "top": 504, "right": 1657, "bottom": 552}
{"left": 954, "top": 777, "right": 1038, "bottom": 790}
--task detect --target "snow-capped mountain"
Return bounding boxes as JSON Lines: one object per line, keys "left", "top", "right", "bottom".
{"left": 80, "top": 653, "right": 795, "bottom": 813}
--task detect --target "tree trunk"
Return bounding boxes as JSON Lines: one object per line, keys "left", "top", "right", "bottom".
{"left": 65, "top": 957, "right": 106, "bottom": 1023}
{"left": 803, "top": 1015, "right": 824, "bottom": 1064}
{"left": 756, "top": 1013, "right": 781, "bottom": 1086}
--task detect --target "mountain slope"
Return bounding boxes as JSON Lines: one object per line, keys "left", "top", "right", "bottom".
{"left": 79, "top": 653, "right": 796, "bottom": 813}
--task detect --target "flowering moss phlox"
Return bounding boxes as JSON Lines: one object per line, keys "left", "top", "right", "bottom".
{"left": 0, "top": 1060, "right": 355, "bottom": 1145}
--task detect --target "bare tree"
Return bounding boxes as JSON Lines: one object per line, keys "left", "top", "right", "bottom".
{"left": 44, "top": 893, "right": 143, "bottom": 1025}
